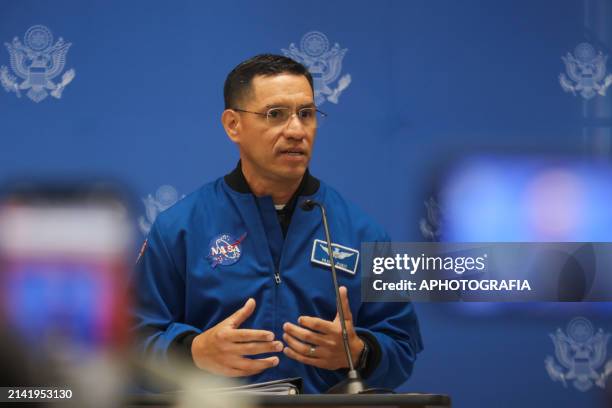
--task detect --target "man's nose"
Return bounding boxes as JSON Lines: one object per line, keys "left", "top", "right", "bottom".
{"left": 284, "top": 113, "right": 307, "bottom": 138}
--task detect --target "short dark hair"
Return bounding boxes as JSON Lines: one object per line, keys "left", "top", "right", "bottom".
{"left": 223, "top": 54, "right": 314, "bottom": 109}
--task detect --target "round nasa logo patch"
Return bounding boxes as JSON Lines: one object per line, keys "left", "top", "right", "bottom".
{"left": 207, "top": 232, "right": 247, "bottom": 268}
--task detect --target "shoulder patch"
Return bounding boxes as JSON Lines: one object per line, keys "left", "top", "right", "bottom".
{"left": 136, "top": 238, "right": 148, "bottom": 264}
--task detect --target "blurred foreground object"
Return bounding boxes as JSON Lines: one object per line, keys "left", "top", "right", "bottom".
{"left": 0, "top": 181, "right": 135, "bottom": 407}
{"left": 0, "top": 182, "right": 254, "bottom": 407}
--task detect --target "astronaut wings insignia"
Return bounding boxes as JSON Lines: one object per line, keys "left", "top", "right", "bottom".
{"left": 1, "top": 25, "right": 75, "bottom": 103}
{"left": 320, "top": 244, "right": 356, "bottom": 260}
{"left": 282, "top": 31, "right": 351, "bottom": 106}
{"left": 545, "top": 317, "right": 612, "bottom": 392}
{"left": 559, "top": 43, "right": 612, "bottom": 100}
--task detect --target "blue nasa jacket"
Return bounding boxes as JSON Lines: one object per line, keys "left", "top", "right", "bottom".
{"left": 133, "top": 164, "right": 423, "bottom": 393}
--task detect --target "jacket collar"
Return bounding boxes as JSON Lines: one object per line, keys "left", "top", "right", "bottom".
{"left": 224, "top": 160, "right": 320, "bottom": 197}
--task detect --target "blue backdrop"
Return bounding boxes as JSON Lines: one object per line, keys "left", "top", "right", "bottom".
{"left": 1, "top": 1, "right": 611, "bottom": 406}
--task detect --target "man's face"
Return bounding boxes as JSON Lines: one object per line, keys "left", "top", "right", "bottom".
{"left": 231, "top": 74, "right": 316, "bottom": 183}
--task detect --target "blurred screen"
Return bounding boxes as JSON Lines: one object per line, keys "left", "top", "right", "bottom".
{"left": 439, "top": 156, "right": 612, "bottom": 242}
{"left": 433, "top": 155, "right": 612, "bottom": 316}
{"left": 0, "top": 185, "right": 133, "bottom": 354}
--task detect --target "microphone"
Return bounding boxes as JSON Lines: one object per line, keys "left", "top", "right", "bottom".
{"left": 300, "top": 200, "right": 316, "bottom": 211}
{"left": 301, "top": 199, "right": 367, "bottom": 394}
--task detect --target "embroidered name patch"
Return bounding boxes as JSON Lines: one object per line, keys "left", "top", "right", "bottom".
{"left": 310, "top": 239, "right": 359, "bottom": 275}
{"left": 207, "top": 232, "right": 247, "bottom": 268}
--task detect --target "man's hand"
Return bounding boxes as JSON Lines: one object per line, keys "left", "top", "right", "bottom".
{"left": 191, "top": 298, "right": 283, "bottom": 377}
{"left": 282, "top": 286, "right": 364, "bottom": 370}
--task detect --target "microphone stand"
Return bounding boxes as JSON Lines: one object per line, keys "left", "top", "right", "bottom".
{"left": 301, "top": 200, "right": 367, "bottom": 394}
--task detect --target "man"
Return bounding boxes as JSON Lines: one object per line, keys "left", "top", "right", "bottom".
{"left": 133, "top": 54, "right": 423, "bottom": 393}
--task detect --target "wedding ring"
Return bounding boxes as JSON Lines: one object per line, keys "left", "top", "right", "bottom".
{"left": 308, "top": 345, "right": 316, "bottom": 357}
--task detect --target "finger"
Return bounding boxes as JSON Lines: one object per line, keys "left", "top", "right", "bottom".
{"left": 227, "top": 298, "right": 256, "bottom": 328}
{"left": 227, "top": 328, "right": 275, "bottom": 342}
{"left": 218, "top": 366, "right": 250, "bottom": 378}
{"left": 339, "top": 286, "right": 353, "bottom": 321}
{"left": 230, "top": 356, "right": 279, "bottom": 375}
{"left": 283, "top": 346, "right": 326, "bottom": 369}
{"left": 223, "top": 358, "right": 274, "bottom": 377}
{"left": 232, "top": 340, "right": 284, "bottom": 356}
{"left": 283, "top": 333, "right": 325, "bottom": 359}
{"left": 298, "top": 315, "right": 335, "bottom": 334}
{"left": 283, "top": 322, "right": 326, "bottom": 346}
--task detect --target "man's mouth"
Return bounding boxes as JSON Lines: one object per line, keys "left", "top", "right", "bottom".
{"left": 279, "top": 149, "right": 305, "bottom": 156}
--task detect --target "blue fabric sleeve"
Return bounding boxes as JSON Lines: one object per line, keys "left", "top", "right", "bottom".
{"left": 132, "top": 221, "right": 201, "bottom": 363}
{"left": 354, "top": 231, "right": 423, "bottom": 389}
{"left": 354, "top": 301, "right": 423, "bottom": 389}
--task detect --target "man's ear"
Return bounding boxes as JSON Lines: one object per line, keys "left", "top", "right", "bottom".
{"left": 221, "top": 109, "right": 241, "bottom": 143}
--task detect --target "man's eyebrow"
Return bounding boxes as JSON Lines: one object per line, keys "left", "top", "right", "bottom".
{"left": 263, "top": 102, "right": 316, "bottom": 109}
{"left": 298, "top": 102, "right": 316, "bottom": 109}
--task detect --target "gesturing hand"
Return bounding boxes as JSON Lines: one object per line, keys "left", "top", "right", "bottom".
{"left": 191, "top": 298, "right": 283, "bottom": 377}
{"left": 282, "top": 286, "right": 364, "bottom": 370}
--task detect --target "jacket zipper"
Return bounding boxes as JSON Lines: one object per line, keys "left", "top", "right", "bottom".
{"left": 272, "top": 266, "right": 281, "bottom": 348}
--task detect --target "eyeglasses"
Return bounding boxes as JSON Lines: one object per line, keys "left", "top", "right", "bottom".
{"left": 232, "top": 106, "right": 327, "bottom": 128}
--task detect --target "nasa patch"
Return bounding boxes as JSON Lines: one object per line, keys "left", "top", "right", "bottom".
{"left": 207, "top": 232, "right": 247, "bottom": 268}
